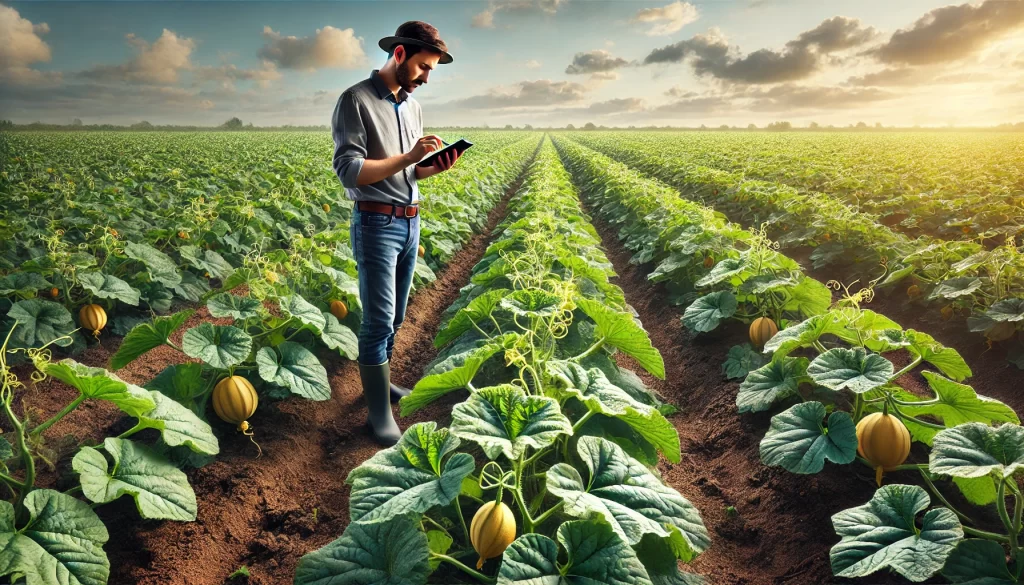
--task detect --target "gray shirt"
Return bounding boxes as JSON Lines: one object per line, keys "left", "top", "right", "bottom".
{"left": 331, "top": 69, "right": 423, "bottom": 205}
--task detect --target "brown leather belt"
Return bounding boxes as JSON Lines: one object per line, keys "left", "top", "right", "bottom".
{"left": 357, "top": 201, "right": 419, "bottom": 218}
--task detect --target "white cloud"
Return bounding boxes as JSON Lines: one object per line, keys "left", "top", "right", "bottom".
{"left": 472, "top": 0, "right": 568, "bottom": 29}
{"left": 525, "top": 59, "right": 542, "bottom": 69}
{"left": 472, "top": 9, "right": 495, "bottom": 28}
{"left": 0, "top": 4, "right": 55, "bottom": 84}
{"left": 632, "top": 1, "right": 699, "bottom": 36}
{"left": 81, "top": 29, "right": 196, "bottom": 84}
{"left": 259, "top": 25, "right": 366, "bottom": 71}
{"left": 195, "top": 60, "right": 282, "bottom": 90}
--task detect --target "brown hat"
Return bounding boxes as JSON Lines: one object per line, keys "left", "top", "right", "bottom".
{"left": 378, "top": 21, "right": 453, "bottom": 64}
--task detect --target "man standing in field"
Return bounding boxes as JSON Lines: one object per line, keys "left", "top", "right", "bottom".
{"left": 331, "top": 21, "right": 460, "bottom": 446}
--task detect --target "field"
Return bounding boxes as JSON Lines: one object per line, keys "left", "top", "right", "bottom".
{"left": 0, "top": 129, "right": 1022, "bottom": 585}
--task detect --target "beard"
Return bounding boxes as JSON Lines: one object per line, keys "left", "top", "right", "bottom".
{"left": 396, "top": 60, "right": 425, "bottom": 93}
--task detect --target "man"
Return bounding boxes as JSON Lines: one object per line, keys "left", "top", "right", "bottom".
{"left": 331, "top": 21, "right": 461, "bottom": 446}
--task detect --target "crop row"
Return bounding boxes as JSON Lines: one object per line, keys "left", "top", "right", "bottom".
{"left": 295, "top": 137, "right": 710, "bottom": 585}
{"left": 0, "top": 132, "right": 541, "bottom": 584}
{"left": 554, "top": 135, "right": 1024, "bottom": 583}
{"left": 569, "top": 132, "right": 1024, "bottom": 364}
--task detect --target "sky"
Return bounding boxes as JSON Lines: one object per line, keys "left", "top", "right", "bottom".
{"left": 1, "top": 0, "right": 1023, "bottom": 127}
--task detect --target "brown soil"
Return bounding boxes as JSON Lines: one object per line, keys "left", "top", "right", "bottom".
{"left": 4, "top": 165, "right": 530, "bottom": 585}
{"left": 580, "top": 201, "right": 951, "bottom": 585}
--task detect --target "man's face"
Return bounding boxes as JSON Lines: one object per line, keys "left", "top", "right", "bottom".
{"left": 395, "top": 47, "right": 441, "bottom": 93}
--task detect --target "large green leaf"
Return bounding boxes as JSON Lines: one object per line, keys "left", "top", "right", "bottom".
{"left": 451, "top": 384, "right": 571, "bottom": 461}
{"left": 987, "top": 298, "right": 1024, "bottom": 323}
{"left": 681, "top": 290, "right": 737, "bottom": 333}
{"left": 0, "top": 489, "right": 109, "bottom": 585}
{"left": 6, "top": 299, "right": 76, "bottom": 348}
{"left": 634, "top": 533, "right": 708, "bottom": 585}
{"left": 830, "top": 484, "right": 962, "bottom": 581}
{"left": 143, "top": 362, "right": 210, "bottom": 418}
{"left": 759, "top": 401, "right": 857, "bottom": 474}
{"left": 904, "top": 330, "right": 972, "bottom": 382}
{"left": 736, "top": 357, "right": 810, "bottom": 413}
{"left": 498, "top": 520, "right": 654, "bottom": 585}
{"left": 930, "top": 423, "right": 1024, "bottom": 479}
{"left": 548, "top": 362, "right": 679, "bottom": 463}
{"left": 783, "top": 275, "right": 833, "bottom": 317}
{"left": 179, "top": 246, "right": 234, "bottom": 280}
{"left": 110, "top": 310, "right": 193, "bottom": 370}
{"left": 763, "top": 313, "right": 844, "bottom": 357}
{"left": 400, "top": 335, "right": 514, "bottom": 416}
{"left": 45, "top": 360, "right": 155, "bottom": 416}
{"left": 73, "top": 438, "right": 196, "bottom": 520}
{"left": 181, "top": 323, "right": 252, "bottom": 369}
{"left": 347, "top": 422, "right": 473, "bottom": 523}
{"left": 0, "top": 272, "right": 50, "bottom": 296}
{"left": 435, "top": 289, "right": 510, "bottom": 348}
{"left": 547, "top": 436, "right": 709, "bottom": 560}
{"left": 319, "top": 311, "right": 359, "bottom": 359}
{"left": 78, "top": 272, "right": 140, "bottom": 306}
{"left": 206, "top": 292, "right": 261, "bottom": 320}
{"left": 722, "top": 343, "right": 767, "bottom": 380}
{"left": 899, "top": 372, "right": 1019, "bottom": 430}
{"left": 256, "top": 342, "right": 331, "bottom": 400}
{"left": 942, "top": 539, "right": 1020, "bottom": 584}
{"left": 280, "top": 294, "right": 326, "bottom": 332}
{"left": 807, "top": 348, "right": 893, "bottom": 394}
{"left": 500, "top": 289, "right": 563, "bottom": 318}
{"left": 124, "top": 241, "right": 181, "bottom": 287}
{"left": 294, "top": 514, "right": 431, "bottom": 585}
{"left": 577, "top": 297, "right": 665, "bottom": 379}
{"left": 134, "top": 389, "right": 220, "bottom": 455}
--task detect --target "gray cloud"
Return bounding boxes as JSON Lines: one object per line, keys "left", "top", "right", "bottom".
{"left": 443, "top": 79, "right": 587, "bottom": 109}
{"left": 194, "top": 61, "right": 281, "bottom": 89}
{"left": 565, "top": 50, "right": 630, "bottom": 74}
{"left": 847, "top": 67, "right": 998, "bottom": 87}
{"left": 872, "top": 0, "right": 1024, "bottom": 65}
{"left": 643, "top": 16, "right": 875, "bottom": 84}
{"left": 744, "top": 84, "right": 896, "bottom": 111}
{"left": 258, "top": 25, "right": 366, "bottom": 71}
{"left": 587, "top": 97, "right": 645, "bottom": 114}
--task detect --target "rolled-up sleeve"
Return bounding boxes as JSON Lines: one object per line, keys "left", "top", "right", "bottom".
{"left": 332, "top": 91, "right": 366, "bottom": 189}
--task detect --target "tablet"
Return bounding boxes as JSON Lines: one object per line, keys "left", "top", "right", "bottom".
{"left": 416, "top": 138, "right": 474, "bottom": 167}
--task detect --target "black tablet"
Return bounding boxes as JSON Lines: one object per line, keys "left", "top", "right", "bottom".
{"left": 416, "top": 138, "right": 473, "bottom": 167}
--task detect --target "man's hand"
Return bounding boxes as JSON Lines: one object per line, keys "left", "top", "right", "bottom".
{"left": 407, "top": 135, "right": 443, "bottom": 164}
{"left": 431, "top": 148, "right": 460, "bottom": 173}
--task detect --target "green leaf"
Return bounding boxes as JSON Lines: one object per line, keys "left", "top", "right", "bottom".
{"left": 930, "top": 423, "right": 1024, "bottom": 479}
{"left": 904, "top": 330, "right": 972, "bottom": 382}
{"left": 763, "top": 313, "right": 844, "bottom": 357}
{"left": 783, "top": 275, "right": 832, "bottom": 317}
{"left": 634, "top": 533, "right": 708, "bottom": 585}
{"left": 78, "top": 272, "right": 141, "bottom": 306}
{"left": 179, "top": 246, "right": 234, "bottom": 279}
{"left": 953, "top": 476, "right": 998, "bottom": 507}
{"left": 451, "top": 384, "right": 571, "bottom": 461}
{"left": 280, "top": 294, "right": 326, "bottom": 331}
{"left": 181, "top": 323, "right": 252, "bottom": 369}
{"left": 207, "top": 293, "right": 261, "bottom": 320}
{"left": 134, "top": 389, "right": 220, "bottom": 455}
{"left": 830, "top": 484, "right": 962, "bottom": 581}
{"left": 547, "top": 362, "right": 680, "bottom": 463}
{"left": 807, "top": 348, "right": 893, "bottom": 394}
{"left": 547, "top": 436, "right": 709, "bottom": 560}
{"left": 45, "top": 360, "right": 155, "bottom": 416}
{"left": 0, "top": 272, "right": 50, "bottom": 295}
{"left": 400, "top": 335, "right": 514, "bottom": 416}
{"left": 110, "top": 310, "right": 193, "bottom": 370}
{"left": 899, "top": 372, "right": 1019, "bottom": 430}
{"left": 124, "top": 241, "right": 181, "bottom": 287}
{"left": 759, "top": 401, "right": 857, "bottom": 474}
{"left": 347, "top": 423, "right": 474, "bottom": 523}
{"left": 294, "top": 514, "right": 431, "bottom": 585}
{"left": 73, "top": 438, "right": 197, "bottom": 520}
{"left": 399, "top": 421, "right": 461, "bottom": 476}
{"left": 722, "top": 343, "right": 767, "bottom": 380}
{"left": 319, "top": 312, "right": 359, "bottom": 359}
{"left": 435, "top": 289, "right": 509, "bottom": 348}
{"left": 500, "top": 289, "right": 563, "bottom": 318}
{"left": 0, "top": 489, "right": 110, "bottom": 585}
{"left": 426, "top": 530, "right": 453, "bottom": 571}
{"left": 736, "top": 357, "right": 809, "bottom": 413}
{"left": 6, "top": 299, "right": 76, "bottom": 348}
{"left": 930, "top": 277, "right": 984, "bottom": 300}
{"left": 987, "top": 298, "right": 1024, "bottom": 323}
{"left": 942, "top": 539, "right": 1018, "bottom": 583}
{"left": 498, "top": 520, "right": 654, "bottom": 585}
{"left": 256, "top": 342, "right": 331, "bottom": 400}
{"left": 681, "top": 291, "right": 737, "bottom": 333}
{"left": 695, "top": 256, "right": 747, "bottom": 287}
{"left": 577, "top": 297, "right": 665, "bottom": 379}
{"left": 143, "top": 363, "right": 210, "bottom": 418}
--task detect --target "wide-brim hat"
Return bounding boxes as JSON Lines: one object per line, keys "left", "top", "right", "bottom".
{"left": 378, "top": 36, "right": 453, "bottom": 64}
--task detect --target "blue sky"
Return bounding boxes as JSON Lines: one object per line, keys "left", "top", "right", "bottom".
{"left": 2, "top": 0, "right": 1022, "bottom": 127}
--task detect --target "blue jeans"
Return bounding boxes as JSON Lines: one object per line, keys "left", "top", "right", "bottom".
{"left": 350, "top": 208, "right": 420, "bottom": 366}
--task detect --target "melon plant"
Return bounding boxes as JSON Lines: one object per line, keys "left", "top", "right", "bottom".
{"left": 295, "top": 140, "right": 707, "bottom": 585}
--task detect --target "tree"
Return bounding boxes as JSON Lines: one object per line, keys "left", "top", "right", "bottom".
{"left": 523, "top": 123, "right": 533, "bottom": 130}
{"left": 766, "top": 121, "right": 792, "bottom": 130}
{"left": 808, "top": 121, "right": 819, "bottom": 129}
{"left": 130, "top": 121, "right": 153, "bottom": 130}
{"left": 221, "top": 117, "right": 244, "bottom": 130}
{"left": 583, "top": 122, "right": 596, "bottom": 130}
{"left": 504, "top": 124, "right": 514, "bottom": 130}
{"left": 0, "top": 120, "right": 14, "bottom": 129}
{"left": 747, "top": 123, "right": 757, "bottom": 130}
{"left": 856, "top": 121, "right": 868, "bottom": 129}
{"left": 72, "top": 118, "right": 83, "bottom": 126}
{"left": 719, "top": 124, "right": 729, "bottom": 130}
{"left": 875, "top": 122, "right": 883, "bottom": 129}
{"left": 565, "top": 123, "right": 575, "bottom": 130}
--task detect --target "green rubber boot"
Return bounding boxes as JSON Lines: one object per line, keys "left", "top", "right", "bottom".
{"left": 358, "top": 361, "right": 401, "bottom": 446}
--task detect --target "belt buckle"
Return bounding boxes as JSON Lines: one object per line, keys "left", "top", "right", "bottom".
{"left": 404, "top": 205, "right": 417, "bottom": 218}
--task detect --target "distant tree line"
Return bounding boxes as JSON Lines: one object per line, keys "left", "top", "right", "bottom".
{"left": 1, "top": 118, "right": 1022, "bottom": 133}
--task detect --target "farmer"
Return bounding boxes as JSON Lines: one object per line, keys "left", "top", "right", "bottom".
{"left": 331, "top": 21, "right": 460, "bottom": 446}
